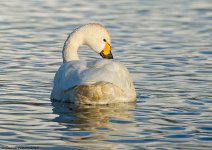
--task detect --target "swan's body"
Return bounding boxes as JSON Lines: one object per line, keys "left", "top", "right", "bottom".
{"left": 51, "top": 23, "right": 136, "bottom": 104}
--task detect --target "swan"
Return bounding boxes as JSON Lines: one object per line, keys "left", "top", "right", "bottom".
{"left": 51, "top": 23, "right": 136, "bottom": 105}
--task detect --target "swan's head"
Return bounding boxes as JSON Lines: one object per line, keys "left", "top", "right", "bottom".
{"left": 63, "top": 23, "right": 113, "bottom": 62}
{"left": 79, "top": 23, "right": 113, "bottom": 59}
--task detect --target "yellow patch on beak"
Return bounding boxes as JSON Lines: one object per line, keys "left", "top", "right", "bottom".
{"left": 103, "top": 42, "right": 111, "bottom": 55}
{"left": 100, "top": 42, "right": 113, "bottom": 59}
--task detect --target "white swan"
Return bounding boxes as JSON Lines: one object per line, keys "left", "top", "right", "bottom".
{"left": 51, "top": 23, "right": 136, "bottom": 105}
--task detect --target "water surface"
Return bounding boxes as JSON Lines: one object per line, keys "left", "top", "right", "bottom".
{"left": 0, "top": 0, "right": 212, "bottom": 149}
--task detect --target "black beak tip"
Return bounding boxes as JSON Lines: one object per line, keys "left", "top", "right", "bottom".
{"left": 105, "top": 52, "right": 113, "bottom": 59}
{"left": 100, "top": 52, "right": 113, "bottom": 59}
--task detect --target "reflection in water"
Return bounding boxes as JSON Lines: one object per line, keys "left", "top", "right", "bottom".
{"left": 52, "top": 102, "right": 136, "bottom": 131}
{"left": 51, "top": 102, "right": 138, "bottom": 149}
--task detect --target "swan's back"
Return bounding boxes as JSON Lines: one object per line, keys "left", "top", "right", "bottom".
{"left": 51, "top": 59, "right": 136, "bottom": 104}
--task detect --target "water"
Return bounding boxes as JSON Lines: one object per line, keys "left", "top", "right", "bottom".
{"left": 0, "top": 0, "right": 212, "bottom": 149}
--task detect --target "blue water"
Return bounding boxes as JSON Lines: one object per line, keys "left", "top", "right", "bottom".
{"left": 0, "top": 0, "right": 212, "bottom": 149}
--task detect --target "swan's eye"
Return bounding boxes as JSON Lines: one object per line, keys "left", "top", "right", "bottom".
{"left": 103, "top": 39, "right": 106, "bottom": 42}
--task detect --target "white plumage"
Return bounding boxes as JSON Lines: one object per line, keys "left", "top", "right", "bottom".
{"left": 51, "top": 23, "right": 136, "bottom": 104}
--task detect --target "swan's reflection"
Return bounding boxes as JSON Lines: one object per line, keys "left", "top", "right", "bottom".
{"left": 52, "top": 102, "right": 136, "bottom": 131}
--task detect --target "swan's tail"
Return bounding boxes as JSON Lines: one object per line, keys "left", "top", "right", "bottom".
{"left": 72, "top": 81, "right": 126, "bottom": 105}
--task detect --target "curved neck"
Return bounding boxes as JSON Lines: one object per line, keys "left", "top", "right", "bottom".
{"left": 62, "top": 31, "right": 83, "bottom": 62}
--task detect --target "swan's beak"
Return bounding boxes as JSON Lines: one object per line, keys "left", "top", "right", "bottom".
{"left": 100, "top": 42, "right": 113, "bottom": 59}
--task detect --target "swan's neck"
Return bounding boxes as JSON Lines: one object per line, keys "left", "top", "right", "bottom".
{"left": 62, "top": 31, "right": 83, "bottom": 62}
